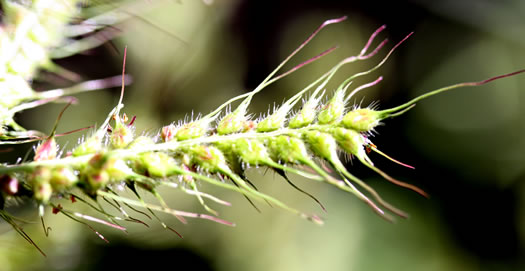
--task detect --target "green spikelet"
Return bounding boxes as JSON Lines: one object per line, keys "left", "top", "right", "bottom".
{"left": 232, "top": 138, "right": 271, "bottom": 166}
{"left": 73, "top": 134, "right": 104, "bottom": 156}
{"left": 317, "top": 89, "right": 346, "bottom": 125}
{"left": 176, "top": 121, "right": 209, "bottom": 141}
{"left": 269, "top": 135, "right": 310, "bottom": 164}
{"left": 289, "top": 94, "right": 322, "bottom": 128}
{"left": 342, "top": 108, "right": 383, "bottom": 132}
{"left": 257, "top": 104, "right": 293, "bottom": 132}
{"left": 190, "top": 145, "right": 229, "bottom": 172}
{"left": 217, "top": 109, "right": 248, "bottom": 135}
{"left": 331, "top": 127, "right": 366, "bottom": 157}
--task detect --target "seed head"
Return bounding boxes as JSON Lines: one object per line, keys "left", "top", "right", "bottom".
{"left": 110, "top": 123, "right": 134, "bottom": 148}
{"left": 5, "top": 15, "right": 522, "bottom": 235}
{"left": 232, "top": 138, "right": 270, "bottom": 166}
{"left": 85, "top": 155, "right": 134, "bottom": 193}
{"left": 176, "top": 121, "right": 208, "bottom": 141}
{"left": 256, "top": 105, "right": 292, "bottom": 132}
{"left": 217, "top": 111, "right": 246, "bottom": 135}
{"left": 140, "top": 152, "right": 176, "bottom": 177}
{"left": 105, "top": 158, "right": 135, "bottom": 181}
{"left": 269, "top": 135, "right": 309, "bottom": 164}
{"left": 331, "top": 127, "right": 366, "bottom": 158}
{"left": 214, "top": 139, "right": 238, "bottom": 164}
{"left": 317, "top": 90, "right": 345, "bottom": 125}
{"left": 342, "top": 108, "right": 382, "bottom": 132}
{"left": 289, "top": 96, "right": 320, "bottom": 128}
{"left": 190, "top": 145, "right": 228, "bottom": 172}
{"left": 304, "top": 131, "right": 338, "bottom": 161}
{"left": 72, "top": 134, "right": 103, "bottom": 156}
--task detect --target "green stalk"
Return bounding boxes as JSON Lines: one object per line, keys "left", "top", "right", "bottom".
{"left": 380, "top": 69, "right": 525, "bottom": 118}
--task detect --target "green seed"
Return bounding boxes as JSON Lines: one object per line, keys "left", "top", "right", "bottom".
{"left": 105, "top": 158, "right": 135, "bottom": 181}
{"left": 256, "top": 105, "right": 292, "bottom": 132}
{"left": 84, "top": 155, "right": 134, "bottom": 192}
{"left": 140, "top": 152, "right": 176, "bottom": 178}
{"left": 268, "top": 135, "right": 309, "bottom": 164}
{"left": 317, "top": 90, "right": 345, "bottom": 124}
{"left": 341, "top": 108, "right": 382, "bottom": 132}
{"left": 190, "top": 145, "right": 228, "bottom": 172}
{"left": 176, "top": 121, "right": 207, "bottom": 141}
{"left": 331, "top": 127, "right": 366, "bottom": 157}
{"left": 217, "top": 111, "right": 246, "bottom": 135}
{"left": 110, "top": 124, "right": 134, "bottom": 148}
{"left": 72, "top": 134, "right": 103, "bottom": 156}
{"left": 289, "top": 97, "right": 320, "bottom": 128}
{"left": 304, "top": 131, "right": 338, "bottom": 160}
{"left": 232, "top": 138, "right": 270, "bottom": 166}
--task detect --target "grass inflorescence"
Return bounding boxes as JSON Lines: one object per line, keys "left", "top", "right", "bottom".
{"left": 0, "top": 0, "right": 139, "bottom": 144}
{"left": 1, "top": 15, "right": 524, "bottom": 256}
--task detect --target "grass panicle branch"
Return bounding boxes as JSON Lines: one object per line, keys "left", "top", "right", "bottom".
{"left": 1, "top": 13, "right": 524, "bottom": 256}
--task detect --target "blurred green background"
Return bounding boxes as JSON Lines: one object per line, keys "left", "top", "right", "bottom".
{"left": 2, "top": 0, "right": 525, "bottom": 270}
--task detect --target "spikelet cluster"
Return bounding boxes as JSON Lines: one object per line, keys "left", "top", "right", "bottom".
{"left": 1, "top": 15, "right": 524, "bottom": 256}
{"left": 0, "top": 0, "right": 134, "bottom": 143}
